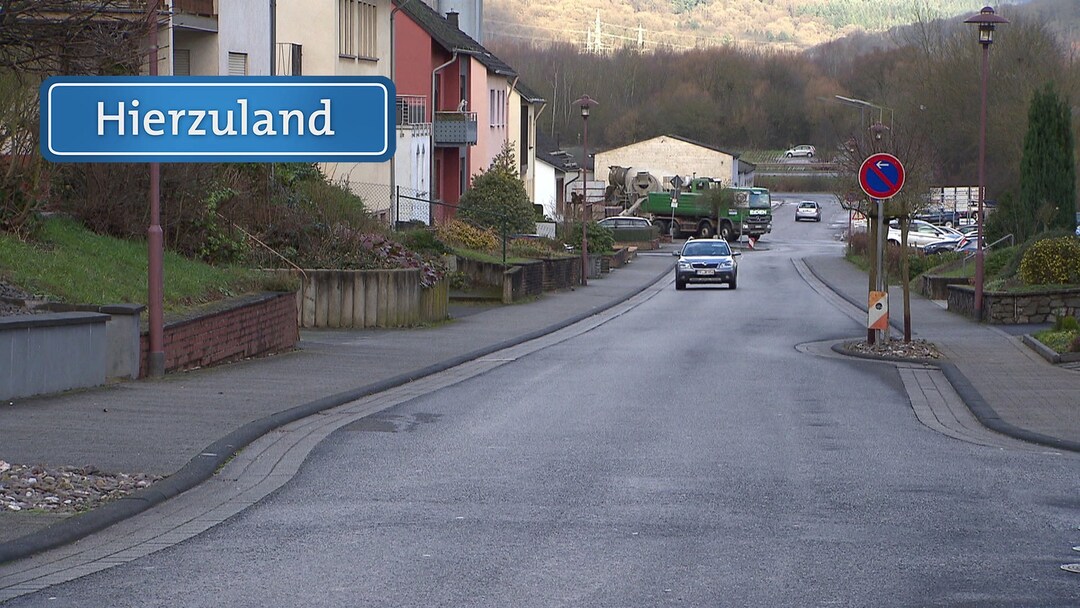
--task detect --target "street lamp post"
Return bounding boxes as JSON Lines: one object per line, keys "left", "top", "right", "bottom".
{"left": 965, "top": 6, "right": 1008, "bottom": 322}
{"left": 574, "top": 95, "right": 598, "bottom": 286}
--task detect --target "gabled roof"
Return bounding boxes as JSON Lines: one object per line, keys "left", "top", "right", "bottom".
{"left": 535, "top": 132, "right": 577, "bottom": 172}
{"left": 396, "top": 0, "right": 515, "bottom": 77}
{"left": 658, "top": 134, "right": 742, "bottom": 159}
{"left": 599, "top": 134, "right": 742, "bottom": 159}
{"left": 514, "top": 80, "right": 545, "bottom": 104}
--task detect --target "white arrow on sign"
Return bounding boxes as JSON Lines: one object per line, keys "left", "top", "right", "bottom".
{"left": 876, "top": 161, "right": 891, "bottom": 169}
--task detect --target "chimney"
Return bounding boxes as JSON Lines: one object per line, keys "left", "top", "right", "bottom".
{"left": 446, "top": 10, "right": 459, "bottom": 28}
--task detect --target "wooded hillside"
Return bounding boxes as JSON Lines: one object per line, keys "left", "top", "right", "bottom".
{"left": 489, "top": 1, "right": 1080, "bottom": 204}
{"left": 486, "top": 0, "right": 1002, "bottom": 52}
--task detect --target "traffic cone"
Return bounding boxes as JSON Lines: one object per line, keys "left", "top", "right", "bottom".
{"left": 748, "top": 236, "right": 756, "bottom": 249}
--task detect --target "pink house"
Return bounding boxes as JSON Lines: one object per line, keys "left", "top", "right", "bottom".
{"left": 394, "top": 0, "right": 519, "bottom": 223}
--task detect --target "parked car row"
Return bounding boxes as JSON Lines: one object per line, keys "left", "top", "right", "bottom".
{"left": 914, "top": 205, "right": 969, "bottom": 227}
{"left": 887, "top": 219, "right": 964, "bottom": 248}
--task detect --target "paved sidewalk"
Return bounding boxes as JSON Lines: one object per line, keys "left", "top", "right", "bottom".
{"left": 1, "top": 247, "right": 1078, "bottom": 566}
{"left": 803, "top": 254, "right": 1080, "bottom": 452}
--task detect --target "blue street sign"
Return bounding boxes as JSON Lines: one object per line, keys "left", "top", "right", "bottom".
{"left": 40, "top": 76, "right": 395, "bottom": 163}
{"left": 858, "top": 153, "right": 905, "bottom": 199}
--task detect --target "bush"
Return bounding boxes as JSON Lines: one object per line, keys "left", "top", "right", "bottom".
{"left": 609, "top": 226, "right": 660, "bottom": 242}
{"left": 508, "top": 237, "right": 566, "bottom": 259}
{"left": 1018, "top": 236, "right": 1080, "bottom": 285}
{"left": 401, "top": 228, "right": 452, "bottom": 256}
{"left": 1054, "top": 314, "right": 1079, "bottom": 332}
{"left": 457, "top": 142, "right": 536, "bottom": 234}
{"left": 294, "top": 228, "right": 445, "bottom": 287}
{"left": 435, "top": 219, "right": 499, "bottom": 253}
{"left": 562, "top": 222, "right": 615, "bottom": 254}
{"left": 1000, "top": 229, "right": 1077, "bottom": 280}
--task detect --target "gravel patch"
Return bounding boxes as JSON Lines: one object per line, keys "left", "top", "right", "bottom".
{"left": 843, "top": 338, "right": 944, "bottom": 360}
{"left": 0, "top": 460, "right": 162, "bottom": 514}
{"left": 0, "top": 280, "right": 45, "bottom": 317}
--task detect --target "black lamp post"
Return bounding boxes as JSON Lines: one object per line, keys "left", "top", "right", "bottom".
{"left": 574, "top": 95, "right": 598, "bottom": 286}
{"left": 965, "top": 6, "right": 1008, "bottom": 322}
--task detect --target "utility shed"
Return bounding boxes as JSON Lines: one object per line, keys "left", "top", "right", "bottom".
{"left": 593, "top": 134, "right": 742, "bottom": 187}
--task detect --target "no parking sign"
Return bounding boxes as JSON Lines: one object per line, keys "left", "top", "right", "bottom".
{"left": 858, "top": 153, "right": 905, "bottom": 200}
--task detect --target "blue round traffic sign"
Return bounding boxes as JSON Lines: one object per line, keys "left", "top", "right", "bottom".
{"left": 858, "top": 153, "right": 905, "bottom": 199}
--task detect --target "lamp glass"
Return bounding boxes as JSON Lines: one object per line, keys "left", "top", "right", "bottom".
{"left": 979, "top": 26, "right": 994, "bottom": 44}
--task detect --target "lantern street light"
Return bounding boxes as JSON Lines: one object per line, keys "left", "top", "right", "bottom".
{"left": 574, "top": 95, "right": 598, "bottom": 286}
{"left": 965, "top": 6, "right": 1008, "bottom": 322}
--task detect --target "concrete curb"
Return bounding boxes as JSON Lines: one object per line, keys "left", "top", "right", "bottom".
{"left": 0, "top": 262, "right": 674, "bottom": 566}
{"left": 804, "top": 259, "right": 1080, "bottom": 456}
{"left": 1021, "top": 334, "right": 1080, "bottom": 365}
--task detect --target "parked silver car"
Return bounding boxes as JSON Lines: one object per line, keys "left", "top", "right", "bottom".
{"left": 597, "top": 216, "right": 652, "bottom": 229}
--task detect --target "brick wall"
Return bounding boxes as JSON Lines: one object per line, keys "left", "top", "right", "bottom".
{"left": 139, "top": 292, "right": 298, "bottom": 377}
{"left": 541, "top": 257, "right": 579, "bottom": 291}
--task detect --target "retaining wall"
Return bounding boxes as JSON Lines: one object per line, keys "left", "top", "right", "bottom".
{"left": 138, "top": 292, "right": 298, "bottom": 376}
{"left": 947, "top": 284, "right": 1080, "bottom": 324}
{"left": 268, "top": 269, "right": 449, "bottom": 328}
{"left": 0, "top": 312, "right": 108, "bottom": 400}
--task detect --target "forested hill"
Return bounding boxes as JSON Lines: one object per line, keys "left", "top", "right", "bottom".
{"left": 485, "top": 0, "right": 1058, "bottom": 52}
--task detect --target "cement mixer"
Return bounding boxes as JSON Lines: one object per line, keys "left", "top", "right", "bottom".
{"left": 605, "top": 165, "right": 773, "bottom": 240}
{"left": 605, "top": 166, "right": 662, "bottom": 215}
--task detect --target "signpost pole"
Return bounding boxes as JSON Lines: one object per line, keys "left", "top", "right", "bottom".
{"left": 147, "top": 0, "right": 165, "bottom": 377}
{"left": 875, "top": 197, "right": 885, "bottom": 345}
{"left": 858, "top": 153, "right": 905, "bottom": 346}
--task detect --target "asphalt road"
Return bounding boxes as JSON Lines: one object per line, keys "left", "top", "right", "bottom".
{"left": 5, "top": 196, "right": 1079, "bottom": 607}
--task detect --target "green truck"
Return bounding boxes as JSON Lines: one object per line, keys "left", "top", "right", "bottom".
{"left": 636, "top": 178, "right": 774, "bottom": 242}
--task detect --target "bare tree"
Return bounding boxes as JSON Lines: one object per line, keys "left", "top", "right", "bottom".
{"left": 0, "top": 1, "right": 150, "bottom": 77}
{"left": 0, "top": 1, "right": 150, "bottom": 233}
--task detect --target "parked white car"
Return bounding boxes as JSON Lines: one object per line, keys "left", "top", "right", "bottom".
{"left": 784, "top": 144, "right": 816, "bottom": 158}
{"left": 887, "top": 219, "right": 963, "bottom": 248}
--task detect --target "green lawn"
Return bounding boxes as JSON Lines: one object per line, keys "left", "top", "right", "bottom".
{"left": 0, "top": 217, "right": 263, "bottom": 312}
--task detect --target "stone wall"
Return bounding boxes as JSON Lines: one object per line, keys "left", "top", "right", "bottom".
{"left": 947, "top": 284, "right": 1080, "bottom": 324}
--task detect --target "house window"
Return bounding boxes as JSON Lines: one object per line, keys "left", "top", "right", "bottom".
{"left": 227, "top": 52, "right": 248, "bottom": 76}
{"left": 174, "top": 49, "right": 190, "bottom": 75}
{"left": 489, "top": 88, "right": 506, "bottom": 128}
{"left": 339, "top": 0, "right": 377, "bottom": 60}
